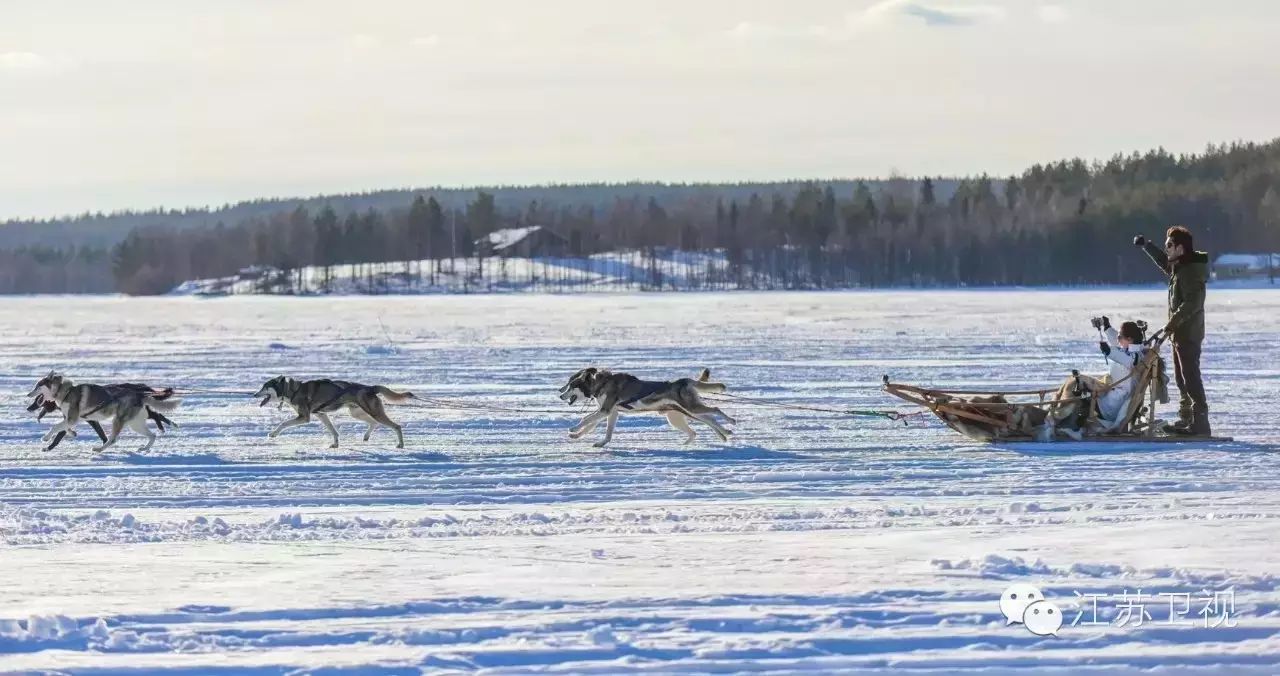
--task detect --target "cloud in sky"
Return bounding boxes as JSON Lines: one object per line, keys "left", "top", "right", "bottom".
{"left": 858, "top": 0, "right": 1007, "bottom": 28}
{"left": 726, "top": 0, "right": 1006, "bottom": 42}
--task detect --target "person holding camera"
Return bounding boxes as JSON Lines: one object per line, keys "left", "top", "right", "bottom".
{"left": 1133, "top": 226, "right": 1211, "bottom": 436}
{"left": 1089, "top": 315, "right": 1149, "bottom": 427}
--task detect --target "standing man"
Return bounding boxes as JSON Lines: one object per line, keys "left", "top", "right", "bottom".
{"left": 1133, "top": 226, "right": 1211, "bottom": 436}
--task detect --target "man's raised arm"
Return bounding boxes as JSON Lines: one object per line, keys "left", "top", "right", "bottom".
{"left": 1134, "top": 235, "right": 1170, "bottom": 276}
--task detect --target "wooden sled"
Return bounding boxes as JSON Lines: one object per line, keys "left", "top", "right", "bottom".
{"left": 882, "top": 342, "right": 1232, "bottom": 443}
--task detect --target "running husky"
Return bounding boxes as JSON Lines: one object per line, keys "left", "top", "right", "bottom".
{"left": 28, "top": 373, "right": 182, "bottom": 453}
{"left": 254, "top": 376, "right": 413, "bottom": 449}
{"left": 28, "top": 383, "right": 178, "bottom": 451}
{"left": 558, "top": 367, "right": 735, "bottom": 448}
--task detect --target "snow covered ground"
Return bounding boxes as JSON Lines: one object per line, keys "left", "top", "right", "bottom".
{"left": 1, "top": 290, "right": 1278, "bottom": 673}
{"left": 169, "top": 249, "right": 742, "bottom": 296}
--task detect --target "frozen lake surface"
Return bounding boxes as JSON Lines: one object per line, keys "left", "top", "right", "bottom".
{"left": 1, "top": 290, "right": 1278, "bottom": 673}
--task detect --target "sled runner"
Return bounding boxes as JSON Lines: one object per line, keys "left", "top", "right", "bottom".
{"left": 882, "top": 334, "right": 1233, "bottom": 443}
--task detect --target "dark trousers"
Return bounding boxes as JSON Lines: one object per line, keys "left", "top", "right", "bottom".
{"left": 1172, "top": 340, "right": 1208, "bottom": 417}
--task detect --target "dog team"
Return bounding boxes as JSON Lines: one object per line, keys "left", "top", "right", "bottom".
{"left": 22, "top": 368, "right": 736, "bottom": 453}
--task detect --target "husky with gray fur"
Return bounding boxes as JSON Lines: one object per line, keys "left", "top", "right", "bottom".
{"left": 254, "top": 376, "right": 413, "bottom": 449}
{"left": 558, "top": 367, "right": 735, "bottom": 448}
{"left": 28, "top": 382, "right": 178, "bottom": 450}
{"left": 28, "top": 373, "right": 182, "bottom": 453}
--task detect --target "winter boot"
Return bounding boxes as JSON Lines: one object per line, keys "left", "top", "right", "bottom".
{"left": 1161, "top": 406, "right": 1193, "bottom": 435}
{"left": 1173, "top": 407, "right": 1211, "bottom": 437}
{"left": 1189, "top": 406, "right": 1211, "bottom": 437}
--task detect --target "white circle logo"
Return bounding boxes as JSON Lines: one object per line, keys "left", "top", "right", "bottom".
{"left": 999, "top": 583, "right": 1043, "bottom": 626}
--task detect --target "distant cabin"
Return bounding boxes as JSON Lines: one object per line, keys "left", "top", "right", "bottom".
{"left": 1213, "top": 253, "right": 1279, "bottom": 280}
{"left": 475, "top": 226, "right": 570, "bottom": 258}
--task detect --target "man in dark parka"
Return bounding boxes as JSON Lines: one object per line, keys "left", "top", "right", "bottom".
{"left": 1134, "top": 225, "right": 1211, "bottom": 436}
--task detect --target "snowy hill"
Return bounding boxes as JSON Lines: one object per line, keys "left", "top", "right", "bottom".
{"left": 171, "top": 249, "right": 756, "bottom": 295}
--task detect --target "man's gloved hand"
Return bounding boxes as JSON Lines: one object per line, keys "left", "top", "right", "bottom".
{"left": 1100, "top": 316, "right": 1110, "bottom": 330}
{"left": 1090, "top": 317, "right": 1102, "bottom": 330}
{"left": 1099, "top": 341, "right": 1111, "bottom": 356}
{"left": 1133, "top": 235, "right": 1146, "bottom": 247}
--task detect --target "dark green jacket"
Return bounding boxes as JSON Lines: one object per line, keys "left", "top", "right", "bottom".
{"left": 1141, "top": 241, "right": 1208, "bottom": 344}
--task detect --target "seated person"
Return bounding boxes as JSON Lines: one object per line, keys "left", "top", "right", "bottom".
{"left": 1094, "top": 317, "right": 1148, "bottom": 428}
{"left": 1045, "top": 317, "right": 1148, "bottom": 438}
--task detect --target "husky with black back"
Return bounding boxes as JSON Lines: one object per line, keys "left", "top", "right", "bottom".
{"left": 558, "top": 367, "right": 735, "bottom": 448}
{"left": 254, "top": 376, "right": 413, "bottom": 449}
{"left": 28, "top": 373, "right": 181, "bottom": 452}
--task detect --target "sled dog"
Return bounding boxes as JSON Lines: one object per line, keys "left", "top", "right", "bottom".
{"left": 254, "top": 376, "right": 413, "bottom": 448}
{"left": 28, "top": 373, "right": 181, "bottom": 452}
{"left": 558, "top": 367, "right": 735, "bottom": 447}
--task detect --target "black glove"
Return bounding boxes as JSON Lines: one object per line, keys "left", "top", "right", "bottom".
{"left": 1133, "top": 235, "right": 1146, "bottom": 247}
{"left": 1099, "top": 341, "right": 1111, "bottom": 356}
{"left": 1100, "top": 316, "right": 1110, "bottom": 330}
{"left": 1090, "top": 317, "right": 1102, "bottom": 330}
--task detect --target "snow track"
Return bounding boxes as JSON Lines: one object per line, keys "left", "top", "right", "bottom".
{"left": 1, "top": 291, "right": 1278, "bottom": 673}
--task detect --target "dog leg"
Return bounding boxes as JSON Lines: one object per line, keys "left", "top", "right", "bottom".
{"left": 569, "top": 411, "right": 607, "bottom": 439}
{"left": 129, "top": 415, "right": 156, "bottom": 453}
{"left": 368, "top": 412, "right": 401, "bottom": 448}
{"left": 375, "top": 415, "right": 404, "bottom": 449}
{"left": 94, "top": 416, "right": 126, "bottom": 453}
{"left": 42, "top": 421, "right": 69, "bottom": 446}
{"left": 665, "top": 411, "right": 697, "bottom": 444}
{"left": 681, "top": 408, "right": 732, "bottom": 442}
{"left": 593, "top": 410, "right": 620, "bottom": 448}
{"left": 43, "top": 419, "right": 71, "bottom": 443}
{"left": 44, "top": 430, "right": 68, "bottom": 451}
{"left": 569, "top": 411, "right": 597, "bottom": 434}
{"left": 349, "top": 406, "right": 377, "bottom": 441}
{"left": 55, "top": 400, "right": 83, "bottom": 444}
{"left": 366, "top": 400, "right": 405, "bottom": 449}
{"left": 384, "top": 418, "right": 404, "bottom": 449}
{"left": 315, "top": 412, "right": 340, "bottom": 448}
{"left": 89, "top": 421, "right": 108, "bottom": 443}
{"left": 147, "top": 409, "right": 170, "bottom": 433}
{"left": 694, "top": 404, "right": 736, "bottom": 425}
{"left": 571, "top": 415, "right": 605, "bottom": 439}
{"left": 270, "top": 415, "right": 309, "bottom": 438}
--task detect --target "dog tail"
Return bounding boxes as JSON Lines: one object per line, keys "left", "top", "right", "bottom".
{"left": 145, "top": 396, "right": 182, "bottom": 412}
{"left": 690, "top": 380, "right": 726, "bottom": 394}
{"left": 374, "top": 386, "right": 414, "bottom": 403}
{"left": 691, "top": 368, "right": 725, "bottom": 392}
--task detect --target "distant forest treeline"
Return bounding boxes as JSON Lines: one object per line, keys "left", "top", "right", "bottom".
{"left": 3, "top": 139, "right": 1279, "bottom": 294}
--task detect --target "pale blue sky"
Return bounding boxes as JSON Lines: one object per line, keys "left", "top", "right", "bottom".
{"left": 2, "top": 0, "right": 1278, "bottom": 219}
